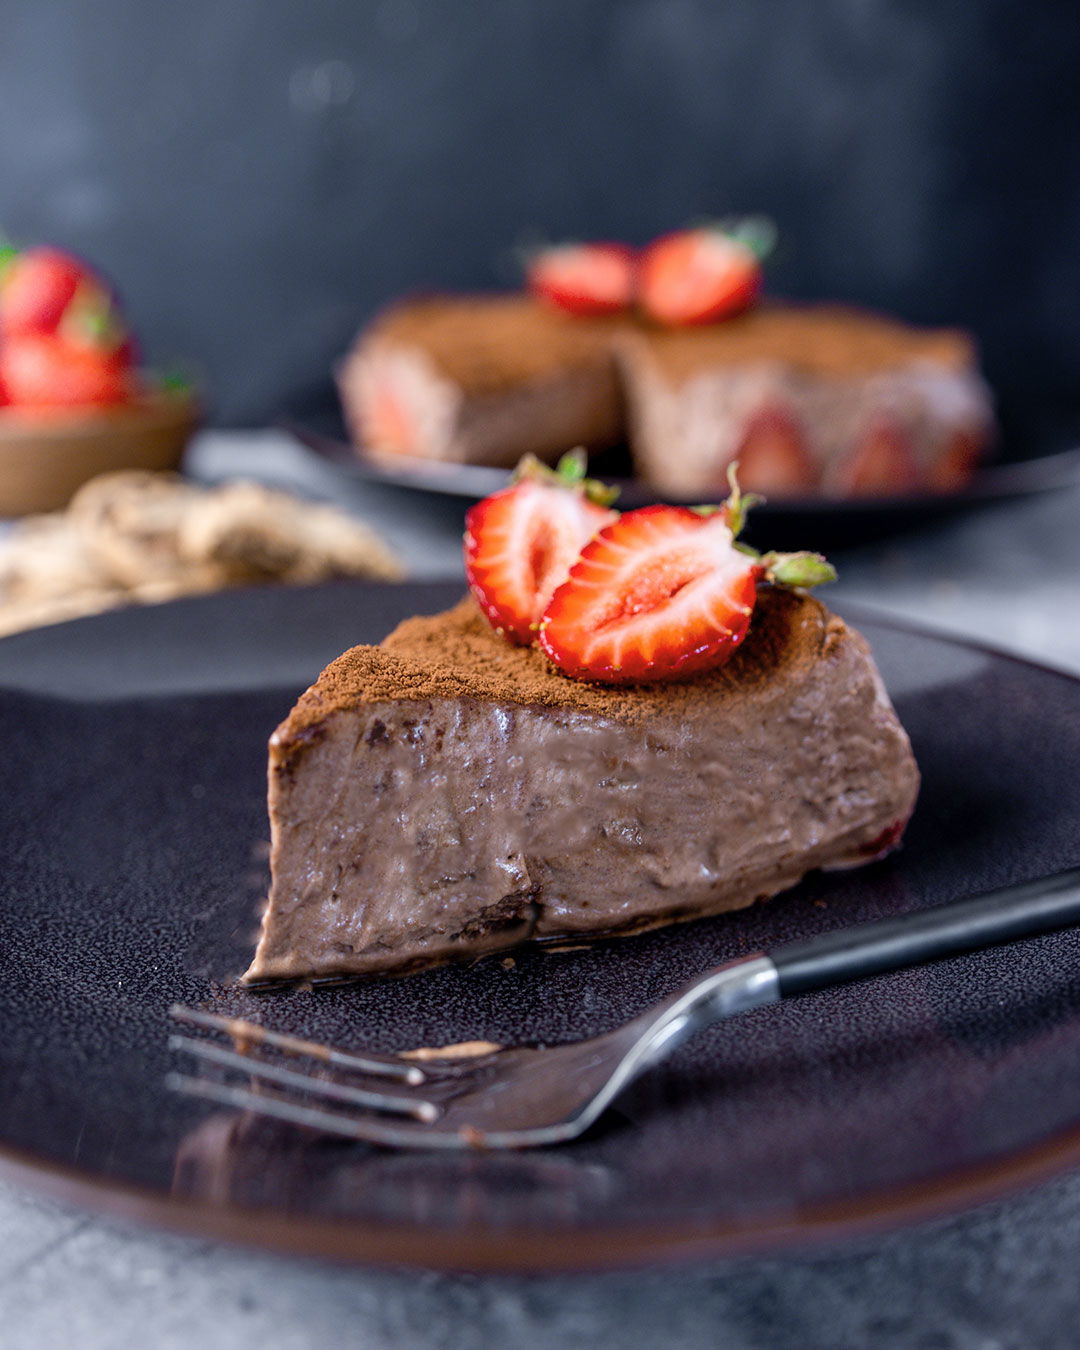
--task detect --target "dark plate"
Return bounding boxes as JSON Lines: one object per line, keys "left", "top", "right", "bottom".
{"left": 285, "top": 417, "right": 1080, "bottom": 551}
{"left": 2, "top": 581, "right": 1080, "bottom": 1273}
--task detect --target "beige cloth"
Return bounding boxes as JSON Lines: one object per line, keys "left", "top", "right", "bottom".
{"left": 0, "top": 471, "right": 402, "bottom": 637}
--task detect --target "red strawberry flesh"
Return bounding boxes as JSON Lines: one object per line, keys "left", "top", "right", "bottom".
{"left": 0, "top": 248, "right": 92, "bottom": 339}
{"left": 735, "top": 406, "right": 816, "bottom": 495}
{"left": 527, "top": 243, "right": 636, "bottom": 317}
{"left": 465, "top": 476, "right": 617, "bottom": 644}
{"left": 0, "top": 334, "right": 130, "bottom": 408}
{"left": 640, "top": 229, "right": 761, "bottom": 327}
{"left": 539, "top": 506, "right": 761, "bottom": 683}
{"left": 836, "top": 417, "right": 921, "bottom": 497}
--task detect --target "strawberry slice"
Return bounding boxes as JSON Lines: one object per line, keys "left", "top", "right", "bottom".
{"left": 539, "top": 507, "right": 760, "bottom": 682}
{"left": 836, "top": 417, "right": 921, "bottom": 497}
{"left": 465, "top": 451, "right": 619, "bottom": 644}
{"left": 366, "top": 380, "right": 418, "bottom": 455}
{"left": 538, "top": 473, "right": 835, "bottom": 685}
{"left": 527, "top": 242, "right": 636, "bottom": 317}
{"left": 735, "top": 406, "right": 816, "bottom": 495}
{"left": 0, "top": 247, "right": 95, "bottom": 339}
{"left": 926, "top": 428, "right": 982, "bottom": 493}
{"left": 639, "top": 223, "right": 770, "bottom": 326}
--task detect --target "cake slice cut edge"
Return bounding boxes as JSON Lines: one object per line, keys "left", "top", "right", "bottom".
{"left": 245, "top": 590, "right": 919, "bottom": 984}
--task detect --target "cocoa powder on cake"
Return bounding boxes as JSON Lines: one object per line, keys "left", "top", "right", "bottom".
{"left": 279, "top": 587, "right": 840, "bottom": 741}
{"left": 619, "top": 304, "right": 977, "bottom": 383}
{"left": 364, "top": 295, "right": 977, "bottom": 395}
{"left": 365, "top": 294, "right": 624, "bottom": 395}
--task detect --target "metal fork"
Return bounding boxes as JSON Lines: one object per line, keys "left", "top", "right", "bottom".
{"left": 169, "top": 866, "right": 1080, "bottom": 1150}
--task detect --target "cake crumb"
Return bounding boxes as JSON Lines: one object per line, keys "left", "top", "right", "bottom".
{"left": 400, "top": 1040, "right": 502, "bottom": 1061}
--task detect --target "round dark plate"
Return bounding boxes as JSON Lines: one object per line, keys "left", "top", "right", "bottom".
{"left": 1, "top": 581, "right": 1080, "bottom": 1272}
{"left": 285, "top": 418, "right": 1080, "bottom": 551}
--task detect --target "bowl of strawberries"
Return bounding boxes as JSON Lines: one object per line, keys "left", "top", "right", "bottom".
{"left": 0, "top": 245, "right": 199, "bottom": 515}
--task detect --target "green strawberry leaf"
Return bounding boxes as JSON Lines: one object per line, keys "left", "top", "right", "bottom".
{"left": 716, "top": 215, "right": 778, "bottom": 262}
{"left": 719, "top": 461, "right": 764, "bottom": 538}
{"left": 762, "top": 551, "right": 837, "bottom": 588}
{"left": 0, "top": 240, "right": 18, "bottom": 283}
{"left": 513, "top": 448, "right": 620, "bottom": 507}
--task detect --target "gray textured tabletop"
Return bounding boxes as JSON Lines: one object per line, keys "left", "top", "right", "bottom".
{"left": 3, "top": 431, "right": 1080, "bottom": 1350}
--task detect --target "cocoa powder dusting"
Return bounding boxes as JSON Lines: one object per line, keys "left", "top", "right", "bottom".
{"left": 619, "top": 303, "right": 977, "bottom": 381}
{"left": 279, "top": 587, "right": 839, "bottom": 742}
{"left": 360, "top": 294, "right": 624, "bottom": 395}
{"left": 359, "top": 294, "right": 976, "bottom": 395}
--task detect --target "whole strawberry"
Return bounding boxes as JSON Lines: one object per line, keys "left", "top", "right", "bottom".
{"left": 465, "top": 450, "right": 619, "bottom": 644}
{"left": 0, "top": 246, "right": 95, "bottom": 339}
{"left": 0, "top": 334, "right": 130, "bottom": 409}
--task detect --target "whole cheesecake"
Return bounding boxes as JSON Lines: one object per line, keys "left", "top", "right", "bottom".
{"left": 245, "top": 589, "right": 919, "bottom": 984}
{"left": 339, "top": 294, "right": 993, "bottom": 497}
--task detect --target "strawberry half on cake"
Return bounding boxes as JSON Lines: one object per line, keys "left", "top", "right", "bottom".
{"left": 246, "top": 455, "right": 919, "bottom": 984}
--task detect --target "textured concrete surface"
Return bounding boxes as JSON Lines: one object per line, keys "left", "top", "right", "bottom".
{"left": 4, "top": 1172, "right": 1080, "bottom": 1350}
{"left": 3, "top": 430, "right": 1080, "bottom": 1349}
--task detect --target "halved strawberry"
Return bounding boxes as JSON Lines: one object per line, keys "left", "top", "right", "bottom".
{"left": 465, "top": 451, "right": 619, "bottom": 644}
{"left": 526, "top": 242, "right": 636, "bottom": 317}
{"left": 835, "top": 417, "right": 920, "bottom": 497}
{"left": 539, "top": 507, "right": 760, "bottom": 682}
{"left": 0, "top": 247, "right": 95, "bottom": 339}
{"left": 735, "top": 406, "right": 816, "bottom": 495}
{"left": 639, "top": 224, "right": 768, "bottom": 326}
{"left": 538, "top": 474, "right": 835, "bottom": 685}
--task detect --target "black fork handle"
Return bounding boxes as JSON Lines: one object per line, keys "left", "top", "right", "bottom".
{"left": 772, "top": 867, "right": 1080, "bottom": 999}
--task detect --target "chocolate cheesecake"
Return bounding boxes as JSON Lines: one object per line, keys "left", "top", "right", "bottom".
{"left": 339, "top": 295, "right": 993, "bottom": 497}
{"left": 245, "top": 589, "right": 919, "bottom": 984}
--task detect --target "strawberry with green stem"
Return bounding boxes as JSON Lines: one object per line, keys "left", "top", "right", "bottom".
{"left": 538, "top": 465, "right": 835, "bottom": 684}
{"left": 639, "top": 217, "right": 776, "bottom": 327}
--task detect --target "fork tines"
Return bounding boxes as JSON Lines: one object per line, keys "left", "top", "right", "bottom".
{"left": 167, "top": 1004, "right": 440, "bottom": 1129}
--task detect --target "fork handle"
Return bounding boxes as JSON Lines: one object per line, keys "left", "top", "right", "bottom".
{"left": 771, "top": 866, "right": 1080, "bottom": 998}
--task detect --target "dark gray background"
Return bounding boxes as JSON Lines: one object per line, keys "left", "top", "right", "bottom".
{"left": 1, "top": 0, "right": 1078, "bottom": 434}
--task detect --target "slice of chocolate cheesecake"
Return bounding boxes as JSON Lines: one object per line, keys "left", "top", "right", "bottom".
{"left": 245, "top": 590, "right": 919, "bottom": 983}
{"left": 338, "top": 295, "right": 624, "bottom": 467}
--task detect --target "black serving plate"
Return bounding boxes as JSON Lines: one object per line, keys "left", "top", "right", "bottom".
{"left": 285, "top": 415, "right": 1080, "bottom": 552}
{"left": 1, "top": 580, "right": 1080, "bottom": 1271}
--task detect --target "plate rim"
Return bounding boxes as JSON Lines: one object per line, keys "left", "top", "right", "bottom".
{"left": 283, "top": 419, "right": 1080, "bottom": 513}
{"left": 3, "top": 588, "right": 1080, "bottom": 1271}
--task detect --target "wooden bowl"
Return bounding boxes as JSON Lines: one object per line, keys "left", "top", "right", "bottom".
{"left": 0, "top": 391, "right": 201, "bottom": 516}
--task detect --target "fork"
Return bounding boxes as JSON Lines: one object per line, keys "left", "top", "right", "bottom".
{"left": 169, "top": 865, "right": 1080, "bottom": 1150}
